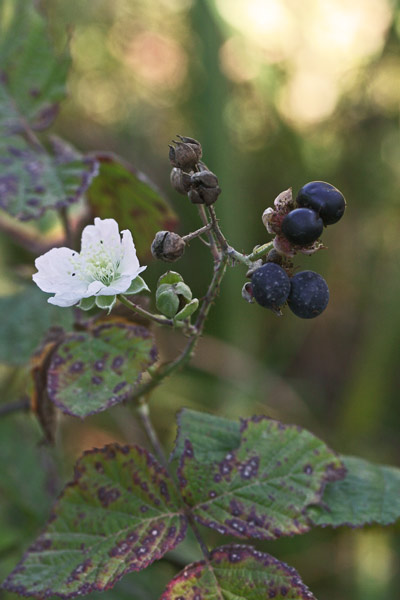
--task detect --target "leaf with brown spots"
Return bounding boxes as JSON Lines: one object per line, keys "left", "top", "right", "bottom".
{"left": 47, "top": 321, "right": 157, "bottom": 418}
{"left": 178, "top": 415, "right": 346, "bottom": 540}
{"left": 0, "top": 136, "right": 98, "bottom": 220}
{"left": 2, "top": 444, "right": 187, "bottom": 599}
{"left": 161, "top": 544, "right": 316, "bottom": 600}
{"left": 307, "top": 455, "right": 400, "bottom": 528}
{"left": 86, "top": 153, "right": 178, "bottom": 259}
{"left": 0, "top": 0, "right": 70, "bottom": 134}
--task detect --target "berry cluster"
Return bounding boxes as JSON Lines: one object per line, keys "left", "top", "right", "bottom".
{"left": 250, "top": 181, "right": 345, "bottom": 319}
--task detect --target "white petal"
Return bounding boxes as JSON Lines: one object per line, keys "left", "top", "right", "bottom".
{"left": 92, "top": 275, "right": 134, "bottom": 296}
{"left": 118, "top": 230, "right": 141, "bottom": 276}
{"left": 33, "top": 247, "right": 87, "bottom": 294}
{"left": 81, "top": 218, "right": 121, "bottom": 258}
{"left": 48, "top": 292, "right": 83, "bottom": 307}
{"left": 84, "top": 281, "right": 104, "bottom": 297}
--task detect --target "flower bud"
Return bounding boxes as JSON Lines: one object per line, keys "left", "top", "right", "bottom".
{"left": 151, "top": 231, "right": 186, "bottom": 262}
{"left": 170, "top": 168, "right": 192, "bottom": 195}
{"left": 169, "top": 136, "right": 202, "bottom": 170}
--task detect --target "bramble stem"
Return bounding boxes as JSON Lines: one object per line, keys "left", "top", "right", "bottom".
{"left": 0, "top": 397, "right": 31, "bottom": 417}
{"left": 182, "top": 222, "right": 213, "bottom": 243}
{"left": 197, "top": 205, "right": 220, "bottom": 260}
{"left": 248, "top": 241, "right": 275, "bottom": 261}
{"left": 137, "top": 401, "right": 168, "bottom": 467}
{"left": 118, "top": 295, "right": 175, "bottom": 327}
{"left": 59, "top": 206, "right": 73, "bottom": 249}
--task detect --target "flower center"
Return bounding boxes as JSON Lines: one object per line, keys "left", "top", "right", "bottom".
{"left": 74, "top": 243, "right": 122, "bottom": 286}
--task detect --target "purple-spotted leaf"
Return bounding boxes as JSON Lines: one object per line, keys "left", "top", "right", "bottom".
{"left": 0, "top": 136, "right": 98, "bottom": 220}
{"left": 0, "top": 0, "right": 70, "bottom": 133}
{"left": 86, "top": 153, "right": 178, "bottom": 259}
{"left": 179, "top": 416, "right": 345, "bottom": 540}
{"left": 3, "top": 444, "right": 187, "bottom": 599}
{"left": 161, "top": 544, "right": 316, "bottom": 600}
{"left": 47, "top": 321, "right": 157, "bottom": 418}
{"left": 307, "top": 455, "right": 400, "bottom": 528}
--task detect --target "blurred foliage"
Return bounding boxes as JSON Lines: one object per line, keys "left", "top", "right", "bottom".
{"left": 1, "top": 0, "right": 400, "bottom": 598}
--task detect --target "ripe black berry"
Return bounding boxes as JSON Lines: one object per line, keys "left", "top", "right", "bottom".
{"left": 296, "top": 181, "right": 346, "bottom": 225}
{"left": 287, "top": 270, "right": 329, "bottom": 319}
{"left": 281, "top": 208, "right": 323, "bottom": 246}
{"left": 251, "top": 263, "right": 290, "bottom": 311}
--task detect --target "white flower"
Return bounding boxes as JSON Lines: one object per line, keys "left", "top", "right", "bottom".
{"left": 33, "top": 218, "right": 148, "bottom": 310}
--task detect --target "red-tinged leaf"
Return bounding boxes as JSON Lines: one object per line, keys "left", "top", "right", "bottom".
{"left": 86, "top": 153, "right": 178, "bottom": 259}
{"left": 178, "top": 415, "right": 346, "bottom": 540}
{"left": 161, "top": 544, "right": 316, "bottom": 600}
{"left": 3, "top": 444, "right": 187, "bottom": 599}
{"left": 47, "top": 321, "right": 157, "bottom": 418}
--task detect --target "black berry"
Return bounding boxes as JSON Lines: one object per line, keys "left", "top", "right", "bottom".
{"left": 251, "top": 263, "right": 290, "bottom": 311}
{"left": 296, "top": 181, "right": 346, "bottom": 225}
{"left": 287, "top": 270, "right": 329, "bottom": 319}
{"left": 281, "top": 208, "right": 323, "bottom": 246}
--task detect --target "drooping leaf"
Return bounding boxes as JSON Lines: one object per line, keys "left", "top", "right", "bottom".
{"left": 0, "top": 0, "right": 70, "bottom": 133}
{"left": 161, "top": 545, "right": 316, "bottom": 600}
{"left": 170, "top": 408, "right": 241, "bottom": 464}
{"left": 307, "top": 455, "right": 400, "bottom": 528}
{"left": 0, "top": 285, "right": 73, "bottom": 366}
{"left": 178, "top": 415, "right": 345, "bottom": 539}
{"left": 86, "top": 153, "right": 178, "bottom": 259}
{"left": 47, "top": 321, "right": 157, "bottom": 418}
{"left": 3, "top": 444, "right": 187, "bottom": 599}
{"left": 0, "top": 136, "right": 98, "bottom": 220}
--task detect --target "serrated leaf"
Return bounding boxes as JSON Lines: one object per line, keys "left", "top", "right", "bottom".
{"left": 0, "top": 136, "right": 98, "bottom": 220}
{"left": 161, "top": 545, "right": 316, "bottom": 600}
{"left": 178, "top": 415, "right": 345, "bottom": 540}
{"left": 0, "top": 0, "right": 70, "bottom": 133}
{"left": 3, "top": 444, "right": 187, "bottom": 599}
{"left": 47, "top": 321, "right": 157, "bottom": 418}
{"left": 307, "top": 455, "right": 400, "bottom": 528}
{"left": 86, "top": 153, "right": 178, "bottom": 259}
{"left": 0, "top": 285, "right": 73, "bottom": 366}
{"left": 170, "top": 409, "right": 241, "bottom": 464}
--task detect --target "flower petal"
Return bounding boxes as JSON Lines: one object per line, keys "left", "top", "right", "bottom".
{"left": 33, "top": 248, "right": 87, "bottom": 294}
{"left": 47, "top": 292, "right": 84, "bottom": 307}
{"left": 118, "top": 229, "right": 141, "bottom": 275}
{"left": 81, "top": 217, "right": 122, "bottom": 262}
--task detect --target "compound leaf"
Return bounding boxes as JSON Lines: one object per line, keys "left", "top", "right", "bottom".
{"left": 0, "top": 136, "right": 98, "bottom": 220}
{"left": 0, "top": 0, "right": 70, "bottom": 133}
{"left": 178, "top": 415, "right": 345, "bottom": 539}
{"left": 307, "top": 455, "right": 400, "bottom": 528}
{"left": 86, "top": 153, "right": 178, "bottom": 259}
{"left": 161, "top": 544, "right": 316, "bottom": 600}
{"left": 47, "top": 321, "right": 157, "bottom": 418}
{"left": 3, "top": 444, "right": 187, "bottom": 599}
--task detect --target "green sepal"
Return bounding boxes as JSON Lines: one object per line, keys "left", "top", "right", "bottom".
{"left": 95, "top": 295, "right": 117, "bottom": 313}
{"left": 78, "top": 297, "right": 96, "bottom": 311}
{"left": 173, "top": 282, "right": 192, "bottom": 302}
{"left": 156, "top": 290, "right": 179, "bottom": 318}
{"left": 157, "top": 271, "right": 184, "bottom": 286}
{"left": 174, "top": 298, "right": 199, "bottom": 322}
{"left": 124, "top": 276, "right": 150, "bottom": 295}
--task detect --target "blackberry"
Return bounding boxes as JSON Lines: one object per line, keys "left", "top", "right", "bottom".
{"left": 251, "top": 263, "right": 290, "bottom": 311}
{"left": 281, "top": 208, "right": 323, "bottom": 246}
{"left": 287, "top": 270, "right": 329, "bottom": 319}
{"left": 296, "top": 181, "right": 346, "bottom": 225}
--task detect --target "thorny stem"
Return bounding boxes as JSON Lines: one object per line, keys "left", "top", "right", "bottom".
{"left": 197, "top": 204, "right": 220, "bottom": 260}
{"left": 136, "top": 400, "right": 168, "bottom": 468}
{"left": 182, "top": 222, "right": 213, "bottom": 243}
{"left": 118, "top": 294, "right": 196, "bottom": 334}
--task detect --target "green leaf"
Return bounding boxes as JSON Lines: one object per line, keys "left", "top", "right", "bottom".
{"left": 47, "top": 321, "right": 157, "bottom": 418}
{"left": 86, "top": 153, "right": 178, "bottom": 259}
{"left": 170, "top": 409, "right": 241, "bottom": 464}
{"left": 0, "top": 136, "right": 98, "bottom": 220}
{"left": 0, "top": 0, "right": 71, "bottom": 133}
{"left": 0, "top": 285, "right": 73, "bottom": 366}
{"left": 3, "top": 444, "right": 187, "bottom": 598}
{"left": 123, "top": 275, "right": 150, "bottom": 295}
{"left": 174, "top": 298, "right": 199, "bottom": 322}
{"left": 307, "top": 455, "right": 400, "bottom": 528}
{"left": 161, "top": 545, "right": 316, "bottom": 600}
{"left": 178, "top": 415, "right": 345, "bottom": 540}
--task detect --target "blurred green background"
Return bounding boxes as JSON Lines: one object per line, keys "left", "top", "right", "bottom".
{"left": 1, "top": 0, "right": 400, "bottom": 598}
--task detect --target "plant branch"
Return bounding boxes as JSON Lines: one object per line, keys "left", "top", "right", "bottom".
{"left": 0, "top": 397, "right": 31, "bottom": 417}
{"left": 182, "top": 222, "right": 213, "bottom": 244}
{"left": 118, "top": 294, "right": 175, "bottom": 327}
{"left": 197, "top": 205, "right": 220, "bottom": 261}
{"left": 59, "top": 206, "right": 73, "bottom": 249}
{"left": 137, "top": 400, "right": 168, "bottom": 468}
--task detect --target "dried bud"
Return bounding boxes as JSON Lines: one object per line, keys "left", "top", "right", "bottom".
{"left": 151, "top": 231, "right": 186, "bottom": 262}
{"left": 169, "top": 136, "right": 202, "bottom": 170}
{"left": 170, "top": 168, "right": 193, "bottom": 195}
{"left": 189, "top": 169, "right": 221, "bottom": 206}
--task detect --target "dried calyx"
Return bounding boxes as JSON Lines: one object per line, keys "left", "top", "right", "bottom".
{"left": 151, "top": 231, "right": 185, "bottom": 262}
{"left": 169, "top": 136, "right": 202, "bottom": 170}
